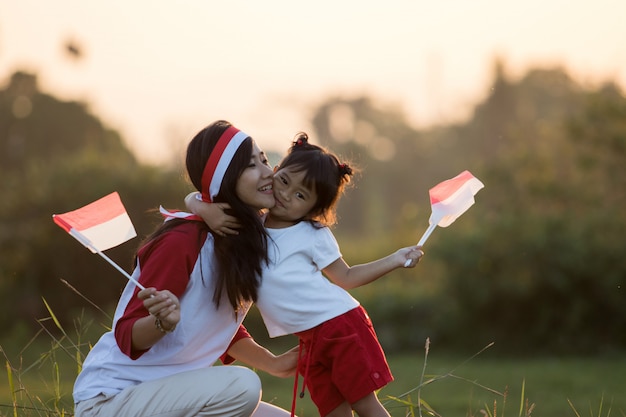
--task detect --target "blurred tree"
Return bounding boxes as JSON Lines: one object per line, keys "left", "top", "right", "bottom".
{"left": 431, "top": 69, "right": 626, "bottom": 354}
{"left": 310, "top": 97, "right": 433, "bottom": 238}
{"left": 2, "top": 63, "right": 625, "bottom": 355}
{"left": 0, "top": 72, "right": 189, "bottom": 332}
{"left": 308, "top": 63, "right": 626, "bottom": 354}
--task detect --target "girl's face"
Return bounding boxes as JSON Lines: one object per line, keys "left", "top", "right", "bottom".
{"left": 268, "top": 166, "right": 318, "bottom": 228}
{"left": 235, "top": 142, "right": 275, "bottom": 210}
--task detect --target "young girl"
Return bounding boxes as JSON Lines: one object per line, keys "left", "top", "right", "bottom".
{"left": 187, "top": 133, "right": 424, "bottom": 417}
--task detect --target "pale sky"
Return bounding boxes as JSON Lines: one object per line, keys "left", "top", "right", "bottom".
{"left": 1, "top": 0, "right": 625, "bottom": 165}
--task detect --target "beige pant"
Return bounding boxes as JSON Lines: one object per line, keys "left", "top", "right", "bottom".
{"left": 75, "top": 366, "right": 291, "bottom": 417}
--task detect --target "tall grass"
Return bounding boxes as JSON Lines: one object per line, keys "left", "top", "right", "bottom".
{"left": 0, "top": 279, "right": 108, "bottom": 416}
{"left": 379, "top": 338, "right": 512, "bottom": 417}
{"left": 0, "top": 307, "right": 510, "bottom": 417}
{"left": 2, "top": 286, "right": 624, "bottom": 416}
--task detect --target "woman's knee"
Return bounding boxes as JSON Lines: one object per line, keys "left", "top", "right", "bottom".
{"left": 158, "top": 366, "right": 262, "bottom": 417}
{"left": 216, "top": 366, "right": 262, "bottom": 416}
{"left": 235, "top": 367, "right": 263, "bottom": 403}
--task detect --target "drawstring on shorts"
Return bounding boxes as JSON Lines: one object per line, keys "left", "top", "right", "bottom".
{"left": 290, "top": 330, "right": 316, "bottom": 417}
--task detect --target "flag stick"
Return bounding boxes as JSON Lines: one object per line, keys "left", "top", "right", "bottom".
{"left": 68, "top": 229, "right": 145, "bottom": 290}
{"left": 404, "top": 223, "right": 438, "bottom": 268}
{"left": 417, "top": 222, "right": 437, "bottom": 247}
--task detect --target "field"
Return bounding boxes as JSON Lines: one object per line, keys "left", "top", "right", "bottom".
{"left": 259, "top": 350, "right": 626, "bottom": 417}
{"left": 3, "top": 335, "right": 623, "bottom": 417}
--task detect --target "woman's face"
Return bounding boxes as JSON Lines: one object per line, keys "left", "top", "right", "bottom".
{"left": 235, "top": 141, "right": 275, "bottom": 210}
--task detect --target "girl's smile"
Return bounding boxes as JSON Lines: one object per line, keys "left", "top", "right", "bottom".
{"left": 266, "top": 167, "right": 317, "bottom": 228}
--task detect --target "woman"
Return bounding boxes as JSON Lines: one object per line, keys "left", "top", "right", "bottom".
{"left": 73, "top": 120, "right": 297, "bottom": 417}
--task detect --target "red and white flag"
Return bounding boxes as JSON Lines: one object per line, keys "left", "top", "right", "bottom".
{"left": 53, "top": 192, "right": 136, "bottom": 253}
{"left": 406, "top": 170, "right": 484, "bottom": 266}
{"left": 53, "top": 192, "right": 144, "bottom": 289}
{"left": 428, "top": 170, "right": 484, "bottom": 228}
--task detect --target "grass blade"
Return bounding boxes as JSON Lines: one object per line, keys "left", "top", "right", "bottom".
{"left": 42, "top": 298, "right": 64, "bottom": 333}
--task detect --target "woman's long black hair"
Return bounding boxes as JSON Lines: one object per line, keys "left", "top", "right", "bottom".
{"left": 139, "top": 120, "right": 268, "bottom": 312}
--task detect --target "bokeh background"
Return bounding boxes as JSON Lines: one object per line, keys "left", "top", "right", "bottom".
{"left": 0, "top": 0, "right": 626, "bottom": 416}
{"left": 3, "top": 0, "right": 625, "bottom": 163}
{"left": 1, "top": 2, "right": 625, "bottom": 414}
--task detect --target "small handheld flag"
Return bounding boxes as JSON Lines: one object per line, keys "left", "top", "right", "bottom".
{"left": 405, "top": 170, "right": 484, "bottom": 267}
{"left": 53, "top": 192, "right": 144, "bottom": 289}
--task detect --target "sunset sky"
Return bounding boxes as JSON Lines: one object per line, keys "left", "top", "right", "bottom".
{"left": 1, "top": 0, "right": 624, "bottom": 164}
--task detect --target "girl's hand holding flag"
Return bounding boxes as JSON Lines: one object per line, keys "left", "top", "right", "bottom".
{"left": 397, "top": 245, "right": 425, "bottom": 269}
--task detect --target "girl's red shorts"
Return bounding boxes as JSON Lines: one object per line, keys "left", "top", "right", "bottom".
{"left": 295, "top": 306, "right": 393, "bottom": 416}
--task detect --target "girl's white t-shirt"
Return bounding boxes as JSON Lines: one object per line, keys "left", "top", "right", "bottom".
{"left": 256, "top": 221, "right": 359, "bottom": 337}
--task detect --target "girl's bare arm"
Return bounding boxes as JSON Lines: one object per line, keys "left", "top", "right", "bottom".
{"left": 323, "top": 246, "right": 424, "bottom": 290}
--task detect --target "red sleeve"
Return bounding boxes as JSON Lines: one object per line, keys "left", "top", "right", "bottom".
{"left": 220, "top": 325, "right": 252, "bottom": 364}
{"left": 115, "top": 222, "right": 207, "bottom": 359}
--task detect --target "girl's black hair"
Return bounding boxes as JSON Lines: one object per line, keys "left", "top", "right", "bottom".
{"left": 278, "top": 132, "right": 354, "bottom": 226}
{"left": 138, "top": 120, "right": 268, "bottom": 312}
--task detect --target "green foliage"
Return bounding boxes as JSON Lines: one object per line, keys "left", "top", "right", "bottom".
{"left": 427, "top": 74, "right": 626, "bottom": 354}
{"left": 308, "top": 65, "right": 626, "bottom": 355}
{"left": 0, "top": 71, "right": 190, "bottom": 334}
{"left": 2, "top": 62, "right": 626, "bottom": 356}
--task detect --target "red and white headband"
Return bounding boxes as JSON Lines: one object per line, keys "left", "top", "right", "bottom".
{"left": 200, "top": 126, "right": 249, "bottom": 202}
